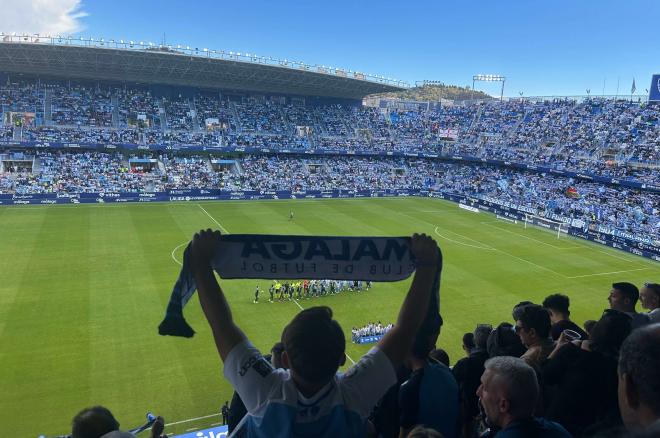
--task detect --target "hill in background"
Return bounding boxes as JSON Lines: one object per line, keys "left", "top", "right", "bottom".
{"left": 370, "top": 83, "right": 493, "bottom": 101}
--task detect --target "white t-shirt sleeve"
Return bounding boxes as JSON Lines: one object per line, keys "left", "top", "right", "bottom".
{"left": 223, "top": 339, "right": 284, "bottom": 412}
{"left": 338, "top": 347, "right": 397, "bottom": 417}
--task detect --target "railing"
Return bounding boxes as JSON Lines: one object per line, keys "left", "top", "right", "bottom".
{"left": 0, "top": 33, "right": 410, "bottom": 89}
{"left": 456, "top": 95, "right": 650, "bottom": 105}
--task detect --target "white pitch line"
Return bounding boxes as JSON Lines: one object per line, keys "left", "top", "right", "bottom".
{"left": 165, "top": 413, "right": 218, "bottom": 427}
{"left": 493, "top": 247, "right": 567, "bottom": 278}
{"left": 482, "top": 221, "right": 577, "bottom": 250}
{"left": 565, "top": 267, "right": 651, "bottom": 279}
{"left": 345, "top": 353, "right": 357, "bottom": 365}
{"left": 591, "top": 246, "right": 640, "bottom": 263}
{"left": 433, "top": 226, "right": 495, "bottom": 251}
{"left": 433, "top": 226, "right": 567, "bottom": 278}
{"left": 197, "top": 203, "right": 230, "bottom": 234}
{"left": 292, "top": 298, "right": 305, "bottom": 311}
{"left": 170, "top": 241, "right": 187, "bottom": 266}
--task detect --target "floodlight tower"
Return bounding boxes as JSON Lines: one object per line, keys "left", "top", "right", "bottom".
{"left": 472, "top": 74, "right": 506, "bottom": 101}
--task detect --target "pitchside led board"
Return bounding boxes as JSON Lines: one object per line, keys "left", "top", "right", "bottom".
{"left": 649, "top": 74, "right": 660, "bottom": 101}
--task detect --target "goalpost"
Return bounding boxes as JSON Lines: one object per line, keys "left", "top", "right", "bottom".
{"left": 524, "top": 214, "right": 569, "bottom": 239}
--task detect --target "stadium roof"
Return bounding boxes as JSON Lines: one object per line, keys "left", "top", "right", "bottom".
{"left": 0, "top": 34, "right": 408, "bottom": 100}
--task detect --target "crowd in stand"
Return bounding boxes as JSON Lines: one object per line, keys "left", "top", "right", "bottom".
{"left": 1, "top": 152, "right": 658, "bottom": 240}
{"left": 2, "top": 80, "right": 659, "bottom": 185}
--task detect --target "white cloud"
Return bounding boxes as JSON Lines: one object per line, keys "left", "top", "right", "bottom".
{"left": 0, "top": 0, "right": 87, "bottom": 36}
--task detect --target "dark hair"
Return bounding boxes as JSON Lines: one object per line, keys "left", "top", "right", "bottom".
{"left": 487, "top": 322, "right": 526, "bottom": 358}
{"left": 71, "top": 406, "right": 119, "bottom": 438}
{"left": 474, "top": 324, "right": 492, "bottom": 350}
{"left": 462, "top": 332, "right": 476, "bottom": 350}
{"left": 644, "top": 283, "right": 660, "bottom": 300}
{"left": 512, "top": 301, "right": 534, "bottom": 321}
{"left": 429, "top": 348, "right": 450, "bottom": 367}
{"left": 613, "top": 282, "right": 640, "bottom": 305}
{"left": 515, "top": 304, "right": 551, "bottom": 339}
{"left": 590, "top": 310, "right": 632, "bottom": 358}
{"left": 542, "top": 293, "right": 571, "bottom": 316}
{"left": 583, "top": 319, "right": 597, "bottom": 336}
{"left": 618, "top": 324, "right": 660, "bottom": 416}
{"left": 282, "top": 306, "right": 345, "bottom": 384}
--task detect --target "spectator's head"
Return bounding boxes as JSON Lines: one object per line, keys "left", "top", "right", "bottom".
{"left": 429, "top": 348, "right": 450, "bottom": 367}
{"left": 406, "top": 425, "right": 444, "bottom": 438}
{"left": 639, "top": 283, "right": 660, "bottom": 312}
{"left": 590, "top": 310, "right": 633, "bottom": 358}
{"left": 514, "top": 304, "right": 551, "bottom": 348}
{"left": 584, "top": 319, "right": 597, "bottom": 337}
{"left": 477, "top": 356, "right": 539, "bottom": 429}
{"left": 71, "top": 406, "right": 120, "bottom": 438}
{"left": 487, "top": 322, "right": 526, "bottom": 358}
{"left": 542, "top": 293, "right": 571, "bottom": 323}
{"left": 474, "top": 324, "right": 492, "bottom": 350}
{"left": 282, "top": 306, "right": 345, "bottom": 387}
{"left": 609, "top": 282, "right": 640, "bottom": 313}
{"left": 462, "top": 332, "right": 475, "bottom": 354}
{"left": 270, "top": 341, "right": 285, "bottom": 369}
{"left": 511, "top": 301, "right": 534, "bottom": 321}
{"left": 618, "top": 324, "right": 660, "bottom": 431}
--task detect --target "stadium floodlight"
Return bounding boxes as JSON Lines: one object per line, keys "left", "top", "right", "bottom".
{"left": 472, "top": 74, "right": 507, "bottom": 101}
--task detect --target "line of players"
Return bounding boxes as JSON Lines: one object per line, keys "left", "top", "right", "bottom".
{"left": 253, "top": 279, "right": 373, "bottom": 303}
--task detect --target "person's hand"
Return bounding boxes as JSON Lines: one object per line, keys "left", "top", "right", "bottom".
{"left": 549, "top": 332, "right": 569, "bottom": 359}
{"left": 410, "top": 233, "right": 438, "bottom": 267}
{"left": 556, "top": 330, "right": 569, "bottom": 347}
{"left": 150, "top": 416, "right": 166, "bottom": 438}
{"left": 191, "top": 229, "right": 221, "bottom": 269}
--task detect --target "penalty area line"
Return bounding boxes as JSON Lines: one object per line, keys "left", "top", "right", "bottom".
{"left": 433, "top": 226, "right": 495, "bottom": 251}
{"left": 565, "top": 267, "right": 650, "bottom": 279}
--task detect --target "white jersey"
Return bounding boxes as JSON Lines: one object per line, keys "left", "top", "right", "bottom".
{"left": 224, "top": 340, "right": 396, "bottom": 437}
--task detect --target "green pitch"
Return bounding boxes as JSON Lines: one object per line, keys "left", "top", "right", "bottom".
{"left": 0, "top": 198, "right": 657, "bottom": 436}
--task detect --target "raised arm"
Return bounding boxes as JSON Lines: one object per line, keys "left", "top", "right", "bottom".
{"left": 377, "top": 233, "right": 439, "bottom": 369}
{"left": 191, "top": 229, "right": 247, "bottom": 361}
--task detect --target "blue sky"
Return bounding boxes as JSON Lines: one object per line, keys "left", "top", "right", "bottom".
{"left": 2, "top": 0, "right": 659, "bottom": 96}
